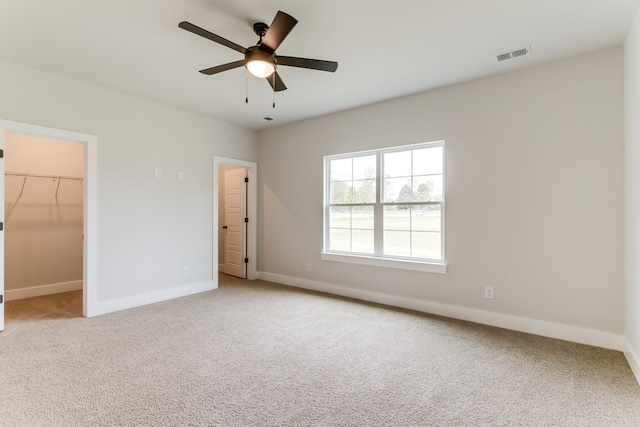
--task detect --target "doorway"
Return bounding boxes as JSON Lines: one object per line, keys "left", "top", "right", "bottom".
{"left": 213, "top": 157, "right": 257, "bottom": 281}
{"left": 221, "top": 166, "right": 248, "bottom": 278}
{"left": 0, "top": 119, "right": 98, "bottom": 331}
{"left": 4, "top": 133, "right": 84, "bottom": 308}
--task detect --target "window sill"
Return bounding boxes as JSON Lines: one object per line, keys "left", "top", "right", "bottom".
{"left": 321, "top": 252, "right": 447, "bottom": 274}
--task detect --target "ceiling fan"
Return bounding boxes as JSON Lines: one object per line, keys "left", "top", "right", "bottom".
{"left": 179, "top": 11, "right": 338, "bottom": 92}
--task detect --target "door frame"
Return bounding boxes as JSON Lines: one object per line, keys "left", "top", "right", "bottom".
{"left": 0, "top": 119, "right": 98, "bottom": 318}
{"left": 213, "top": 157, "right": 257, "bottom": 280}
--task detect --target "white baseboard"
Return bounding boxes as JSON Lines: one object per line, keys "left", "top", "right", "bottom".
{"left": 91, "top": 280, "right": 217, "bottom": 317}
{"left": 260, "top": 272, "right": 627, "bottom": 352}
{"left": 5, "top": 280, "right": 83, "bottom": 301}
{"left": 625, "top": 344, "right": 640, "bottom": 387}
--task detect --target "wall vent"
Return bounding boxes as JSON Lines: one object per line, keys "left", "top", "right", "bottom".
{"left": 496, "top": 45, "right": 531, "bottom": 62}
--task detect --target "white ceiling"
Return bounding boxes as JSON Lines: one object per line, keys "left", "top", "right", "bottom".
{"left": 0, "top": 0, "right": 638, "bottom": 130}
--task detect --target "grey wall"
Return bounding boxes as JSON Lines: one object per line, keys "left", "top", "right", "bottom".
{"left": 0, "top": 58, "right": 257, "bottom": 305}
{"left": 625, "top": 7, "right": 640, "bottom": 377}
{"left": 258, "top": 48, "right": 625, "bottom": 335}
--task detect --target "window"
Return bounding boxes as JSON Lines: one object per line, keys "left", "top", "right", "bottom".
{"left": 323, "top": 141, "right": 445, "bottom": 272}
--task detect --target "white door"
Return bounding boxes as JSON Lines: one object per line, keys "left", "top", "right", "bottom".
{"left": 224, "top": 168, "right": 247, "bottom": 278}
{"left": 0, "top": 135, "right": 5, "bottom": 331}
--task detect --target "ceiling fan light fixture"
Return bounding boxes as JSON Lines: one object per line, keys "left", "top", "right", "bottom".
{"left": 245, "top": 49, "right": 276, "bottom": 78}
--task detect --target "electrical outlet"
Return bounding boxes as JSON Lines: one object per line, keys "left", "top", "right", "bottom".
{"left": 484, "top": 286, "right": 494, "bottom": 300}
{"left": 306, "top": 263, "right": 312, "bottom": 272}
{"left": 177, "top": 171, "right": 184, "bottom": 181}
{"left": 182, "top": 266, "right": 189, "bottom": 277}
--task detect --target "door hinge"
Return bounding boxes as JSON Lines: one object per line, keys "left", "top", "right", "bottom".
{"left": 244, "top": 217, "right": 249, "bottom": 223}
{"left": 0, "top": 295, "right": 3, "bottom": 304}
{"left": 244, "top": 177, "right": 249, "bottom": 183}
{"left": 0, "top": 149, "right": 3, "bottom": 158}
{"left": 244, "top": 258, "right": 249, "bottom": 264}
{"left": 0, "top": 222, "right": 3, "bottom": 231}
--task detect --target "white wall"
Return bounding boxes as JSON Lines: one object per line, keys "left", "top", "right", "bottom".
{"left": 258, "top": 48, "right": 625, "bottom": 346}
{"left": 625, "top": 7, "right": 640, "bottom": 381}
{"left": 0, "top": 58, "right": 257, "bottom": 309}
{"left": 4, "top": 134, "right": 83, "bottom": 293}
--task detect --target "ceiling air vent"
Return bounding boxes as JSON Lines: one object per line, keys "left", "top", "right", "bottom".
{"left": 496, "top": 45, "right": 531, "bottom": 62}
{"left": 260, "top": 117, "right": 274, "bottom": 122}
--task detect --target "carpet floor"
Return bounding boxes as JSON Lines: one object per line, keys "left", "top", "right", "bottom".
{"left": 1, "top": 274, "right": 639, "bottom": 426}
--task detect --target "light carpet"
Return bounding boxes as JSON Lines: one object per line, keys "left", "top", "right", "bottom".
{"left": 1, "top": 274, "right": 639, "bottom": 426}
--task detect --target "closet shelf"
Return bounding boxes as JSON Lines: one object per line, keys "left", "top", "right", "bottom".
{"left": 5, "top": 172, "right": 84, "bottom": 203}
{"left": 5, "top": 172, "right": 83, "bottom": 181}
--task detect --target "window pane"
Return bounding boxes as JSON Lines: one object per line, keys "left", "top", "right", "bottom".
{"left": 413, "top": 146, "right": 443, "bottom": 175}
{"left": 384, "top": 205, "right": 442, "bottom": 259}
{"left": 330, "top": 158, "right": 352, "bottom": 182}
{"left": 330, "top": 181, "right": 354, "bottom": 204}
{"left": 330, "top": 206, "right": 351, "bottom": 252}
{"left": 384, "top": 231, "right": 411, "bottom": 257}
{"left": 330, "top": 206, "right": 374, "bottom": 253}
{"left": 384, "top": 177, "right": 411, "bottom": 202}
{"left": 412, "top": 232, "right": 441, "bottom": 260}
{"left": 352, "top": 206, "right": 374, "bottom": 229}
{"left": 331, "top": 155, "right": 377, "bottom": 204}
{"left": 384, "top": 206, "right": 410, "bottom": 231}
{"left": 353, "top": 155, "right": 376, "bottom": 180}
{"left": 384, "top": 151, "right": 411, "bottom": 178}
{"left": 412, "top": 205, "right": 441, "bottom": 232}
{"left": 330, "top": 207, "right": 351, "bottom": 229}
{"left": 412, "top": 175, "right": 443, "bottom": 201}
{"left": 353, "top": 179, "right": 376, "bottom": 203}
{"left": 330, "top": 229, "right": 351, "bottom": 252}
{"left": 352, "top": 230, "right": 374, "bottom": 253}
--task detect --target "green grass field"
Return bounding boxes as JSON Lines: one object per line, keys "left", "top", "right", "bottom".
{"left": 329, "top": 207, "right": 442, "bottom": 259}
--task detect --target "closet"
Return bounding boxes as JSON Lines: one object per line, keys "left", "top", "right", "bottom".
{"left": 4, "top": 133, "right": 84, "bottom": 302}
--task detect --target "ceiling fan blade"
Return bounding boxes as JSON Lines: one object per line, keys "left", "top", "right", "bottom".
{"left": 260, "top": 11, "right": 298, "bottom": 54}
{"left": 276, "top": 56, "right": 338, "bottom": 72}
{"left": 179, "top": 21, "right": 246, "bottom": 54}
{"left": 199, "top": 60, "right": 245, "bottom": 75}
{"left": 266, "top": 71, "right": 287, "bottom": 92}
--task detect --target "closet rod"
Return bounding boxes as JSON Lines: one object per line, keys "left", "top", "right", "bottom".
{"left": 5, "top": 172, "right": 83, "bottom": 181}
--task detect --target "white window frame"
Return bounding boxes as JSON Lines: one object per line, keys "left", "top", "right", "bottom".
{"left": 322, "top": 141, "right": 446, "bottom": 274}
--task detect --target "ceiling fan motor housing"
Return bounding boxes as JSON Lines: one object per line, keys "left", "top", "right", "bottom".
{"left": 252, "top": 22, "right": 269, "bottom": 39}
{"left": 245, "top": 46, "right": 276, "bottom": 64}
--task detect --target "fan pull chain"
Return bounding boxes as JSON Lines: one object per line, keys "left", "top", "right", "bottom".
{"left": 272, "top": 72, "right": 276, "bottom": 108}
{"left": 245, "top": 70, "right": 249, "bottom": 104}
